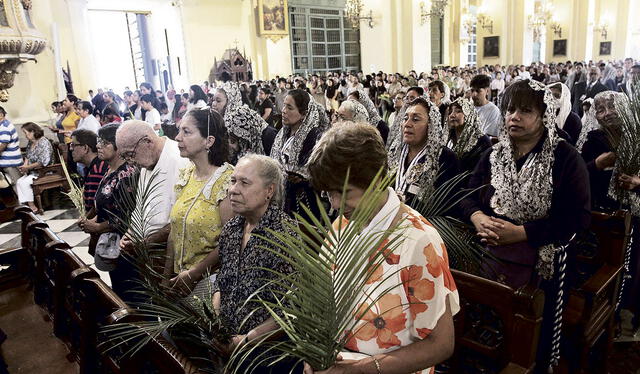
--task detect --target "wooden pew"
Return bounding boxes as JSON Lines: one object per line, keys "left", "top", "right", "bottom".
{"left": 78, "top": 277, "right": 200, "bottom": 374}
{"left": 443, "top": 269, "right": 545, "bottom": 374}
{"left": 52, "top": 248, "right": 99, "bottom": 365}
{"left": 561, "top": 210, "right": 631, "bottom": 373}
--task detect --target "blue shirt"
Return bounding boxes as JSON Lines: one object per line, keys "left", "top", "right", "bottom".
{"left": 0, "top": 119, "right": 22, "bottom": 167}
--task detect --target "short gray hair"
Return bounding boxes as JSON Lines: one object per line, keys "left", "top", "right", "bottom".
{"left": 238, "top": 154, "right": 285, "bottom": 206}
{"left": 340, "top": 99, "right": 369, "bottom": 124}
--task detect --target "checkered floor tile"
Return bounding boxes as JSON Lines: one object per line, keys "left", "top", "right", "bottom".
{"left": 0, "top": 208, "right": 110, "bottom": 286}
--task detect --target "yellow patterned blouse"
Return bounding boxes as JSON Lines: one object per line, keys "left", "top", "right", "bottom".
{"left": 169, "top": 163, "right": 234, "bottom": 273}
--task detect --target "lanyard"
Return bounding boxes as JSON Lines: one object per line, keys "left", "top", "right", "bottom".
{"left": 394, "top": 144, "right": 428, "bottom": 199}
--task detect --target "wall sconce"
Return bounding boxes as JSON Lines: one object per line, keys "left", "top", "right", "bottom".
{"left": 345, "top": 0, "right": 374, "bottom": 29}
{"left": 551, "top": 22, "right": 562, "bottom": 38}
{"left": 477, "top": 13, "right": 493, "bottom": 34}
{"left": 419, "top": 0, "right": 449, "bottom": 25}
{"left": 594, "top": 22, "right": 608, "bottom": 40}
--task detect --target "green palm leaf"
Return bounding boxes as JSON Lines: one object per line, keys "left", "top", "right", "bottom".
{"left": 412, "top": 170, "right": 491, "bottom": 274}
{"left": 226, "top": 170, "right": 414, "bottom": 373}
{"left": 98, "top": 170, "right": 231, "bottom": 367}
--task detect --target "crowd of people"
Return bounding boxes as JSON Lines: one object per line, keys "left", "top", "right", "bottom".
{"left": 0, "top": 56, "right": 639, "bottom": 373}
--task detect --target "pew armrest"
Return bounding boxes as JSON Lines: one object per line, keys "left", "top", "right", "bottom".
{"left": 579, "top": 264, "right": 620, "bottom": 299}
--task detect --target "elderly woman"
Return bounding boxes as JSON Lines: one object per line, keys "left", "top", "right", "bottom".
{"left": 213, "top": 154, "right": 300, "bottom": 373}
{"left": 581, "top": 91, "right": 639, "bottom": 211}
{"left": 460, "top": 79, "right": 591, "bottom": 287}
{"left": 16, "top": 123, "right": 53, "bottom": 213}
{"left": 270, "top": 89, "right": 326, "bottom": 220}
{"left": 213, "top": 82, "right": 272, "bottom": 164}
{"left": 167, "top": 108, "right": 234, "bottom": 296}
{"left": 347, "top": 89, "right": 389, "bottom": 143}
{"left": 78, "top": 123, "right": 139, "bottom": 302}
{"left": 334, "top": 99, "right": 369, "bottom": 124}
{"left": 446, "top": 97, "right": 492, "bottom": 172}
{"left": 391, "top": 97, "right": 459, "bottom": 207}
{"left": 580, "top": 91, "right": 640, "bottom": 332}
{"left": 305, "top": 122, "right": 458, "bottom": 374}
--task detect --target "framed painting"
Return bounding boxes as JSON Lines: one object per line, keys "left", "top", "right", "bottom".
{"left": 553, "top": 39, "right": 567, "bottom": 56}
{"left": 258, "top": 0, "right": 289, "bottom": 42}
{"left": 483, "top": 36, "right": 499, "bottom": 58}
{"left": 599, "top": 41, "right": 611, "bottom": 56}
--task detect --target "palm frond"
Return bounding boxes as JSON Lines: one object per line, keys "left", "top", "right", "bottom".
{"left": 226, "top": 169, "right": 414, "bottom": 372}
{"left": 612, "top": 85, "right": 640, "bottom": 176}
{"left": 413, "top": 170, "right": 491, "bottom": 274}
{"left": 606, "top": 85, "right": 640, "bottom": 212}
{"left": 98, "top": 170, "right": 230, "bottom": 368}
{"left": 58, "top": 151, "right": 86, "bottom": 221}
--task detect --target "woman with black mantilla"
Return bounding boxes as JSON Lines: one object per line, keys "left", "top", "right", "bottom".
{"left": 460, "top": 79, "right": 591, "bottom": 373}
{"left": 461, "top": 79, "right": 591, "bottom": 287}
{"left": 270, "top": 89, "right": 328, "bottom": 220}
{"left": 390, "top": 97, "right": 459, "bottom": 208}
{"left": 445, "top": 97, "right": 492, "bottom": 173}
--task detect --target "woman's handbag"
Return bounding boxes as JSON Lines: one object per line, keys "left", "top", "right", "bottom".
{"left": 94, "top": 232, "right": 122, "bottom": 271}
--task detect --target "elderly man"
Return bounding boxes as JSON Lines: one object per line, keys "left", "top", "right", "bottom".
{"left": 116, "top": 120, "right": 189, "bottom": 253}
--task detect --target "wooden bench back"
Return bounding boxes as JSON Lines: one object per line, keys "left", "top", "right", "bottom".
{"left": 78, "top": 277, "right": 200, "bottom": 374}
{"left": 447, "top": 269, "right": 545, "bottom": 374}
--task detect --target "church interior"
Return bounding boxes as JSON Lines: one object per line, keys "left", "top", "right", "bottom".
{"left": 0, "top": 0, "right": 639, "bottom": 373}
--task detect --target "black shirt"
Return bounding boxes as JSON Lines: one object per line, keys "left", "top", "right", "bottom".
{"left": 580, "top": 129, "right": 618, "bottom": 211}
{"left": 562, "top": 112, "right": 582, "bottom": 146}
{"left": 214, "top": 204, "right": 295, "bottom": 334}
{"left": 401, "top": 147, "right": 460, "bottom": 210}
{"left": 461, "top": 138, "right": 591, "bottom": 248}
{"left": 457, "top": 135, "right": 493, "bottom": 174}
{"left": 258, "top": 98, "right": 275, "bottom": 126}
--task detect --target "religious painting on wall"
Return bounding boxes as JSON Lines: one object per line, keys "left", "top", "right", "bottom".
{"left": 599, "top": 41, "right": 612, "bottom": 56}
{"left": 258, "top": 0, "right": 289, "bottom": 42}
{"left": 483, "top": 36, "right": 499, "bottom": 58}
{"left": 553, "top": 39, "right": 567, "bottom": 56}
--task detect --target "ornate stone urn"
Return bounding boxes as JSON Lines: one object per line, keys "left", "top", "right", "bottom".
{"left": 0, "top": 0, "right": 47, "bottom": 101}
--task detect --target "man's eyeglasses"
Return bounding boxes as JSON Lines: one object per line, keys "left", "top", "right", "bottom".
{"left": 69, "top": 142, "right": 85, "bottom": 151}
{"left": 120, "top": 136, "right": 147, "bottom": 161}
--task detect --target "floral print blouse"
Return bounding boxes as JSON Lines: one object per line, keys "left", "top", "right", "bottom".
{"left": 26, "top": 137, "right": 52, "bottom": 169}
{"left": 336, "top": 191, "right": 460, "bottom": 374}
{"left": 169, "top": 163, "right": 233, "bottom": 273}
{"left": 94, "top": 162, "right": 139, "bottom": 235}
{"left": 213, "top": 204, "right": 296, "bottom": 334}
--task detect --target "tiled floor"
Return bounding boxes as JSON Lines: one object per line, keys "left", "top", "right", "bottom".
{"left": 0, "top": 207, "right": 111, "bottom": 286}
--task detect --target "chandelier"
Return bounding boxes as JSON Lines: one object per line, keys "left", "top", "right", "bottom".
{"left": 420, "top": 0, "right": 450, "bottom": 24}
{"left": 345, "top": 0, "right": 373, "bottom": 28}
{"left": 528, "top": 1, "right": 554, "bottom": 41}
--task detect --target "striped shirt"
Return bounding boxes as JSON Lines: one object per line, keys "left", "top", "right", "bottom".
{"left": 0, "top": 119, "right": 23, "bottom": 168}
{"left": 84, "top": 157, "right": 108, "bottom": 212}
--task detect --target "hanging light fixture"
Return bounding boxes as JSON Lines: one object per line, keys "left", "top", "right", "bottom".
{"left": 419, "top": 0, "right": 450, "bottom": 25}
{"left": 527, "top": 1, "right": 555, "bottom": 42}
{"left": 0, "top": 0, "right": 47, "bottom": 102}
{"left": 345, "top": 0, "right": 373, "bottom": 28}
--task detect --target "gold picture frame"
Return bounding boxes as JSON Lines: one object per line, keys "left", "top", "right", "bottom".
{"left": 258, "top": 0, "right": 289, "bottom": 42}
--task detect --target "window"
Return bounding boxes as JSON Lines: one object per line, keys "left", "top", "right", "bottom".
{"left": 431, "top": 16, "right": 444, "bottom": 66}
{"left": 289, "top": 6, "right": 360, "bottom": 74}
{"left": 467, "top": 23, "right": 477, "bottom": 65}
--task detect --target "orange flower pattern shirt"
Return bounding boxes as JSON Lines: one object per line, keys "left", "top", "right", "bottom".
{"left": 334, "top": 203, "right": 460, "bottom": 374}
